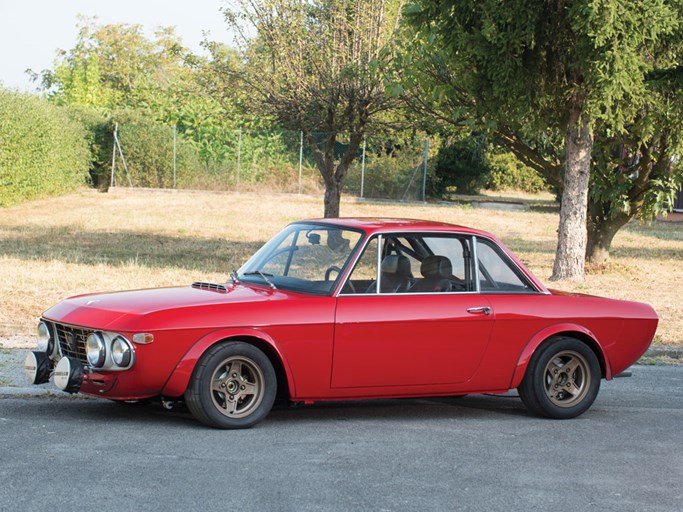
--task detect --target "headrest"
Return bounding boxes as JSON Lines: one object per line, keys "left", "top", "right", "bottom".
{"left": 381, "top": 255, "right": 411, "bottom": 277}
{"left": 421, "top": 255, "right": 452, "bottom": 278}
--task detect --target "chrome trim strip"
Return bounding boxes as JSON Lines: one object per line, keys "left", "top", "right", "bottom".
{"left": 337, "top": 290, "right": 540, "bottom": 297}
{"left": 336, "top": 230, "right": 545, "bottom": 297}
{"left": 472, "top": 235, "right": 480, "bottom": 293}
{"left": 375, "top": 234, "right": 382, "bottom": 294}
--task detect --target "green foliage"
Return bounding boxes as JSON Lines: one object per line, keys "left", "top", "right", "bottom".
{"left": 404, "top": 0, "right": 680, "bottom": 134}
{"left": 39, "top": 19, "right": 190, "bottom": 110}
{"left": 108, "top": 109, "right": 204, "bottom": 189}
{"left": 222, "top": 0, "right": 405, "bottom": 216}
{"left": 487, "top": 152, "right": 549, "bottom": 193}
{"left": 430, "top": 138, "right": 489, "bottom": 196}
{"left": 65, "top": 105, "right": 112, "bottom": 188}
{"left": 344, "top": 138, "right": 429, "bottom": 200}
{"left": 0, "top": 89, "right": 90, "bottom": 207}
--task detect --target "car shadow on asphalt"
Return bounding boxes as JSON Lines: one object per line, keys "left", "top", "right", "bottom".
{"left": 4, "top": 392, "right": 534, "bottom": 429}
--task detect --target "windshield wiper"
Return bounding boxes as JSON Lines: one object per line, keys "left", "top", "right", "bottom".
{"left": 229, "top": 270, "right": 240, "bottom": 285}
{"left": 242, "top": 271, "right": 277, "bottom": 290}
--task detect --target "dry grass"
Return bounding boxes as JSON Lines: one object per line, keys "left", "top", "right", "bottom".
{"left": 1, "top": 187, "right": 681, "bottom": 346}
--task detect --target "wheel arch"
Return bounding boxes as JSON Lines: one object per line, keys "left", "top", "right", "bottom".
{"left": 509, "top": 324, "right": 611, "bottom": 389}
{"left": 161, "top": 328, "right": 295, "bottom": 399}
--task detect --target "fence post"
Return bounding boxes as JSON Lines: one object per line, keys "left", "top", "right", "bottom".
{"left": 298, "top": 131, "right": 303, "bottom": 194}
{"left": 110, "top": 123, "right": 118, "bottom": 188}
{"left": 173, "top": 124, "right": 177, "bottom": 189}
{"left": 236, "top": 128, "right": 242, "bottom": 192}
{"left": 360, "top": 135, "right": 367, "bottom": 198}
{"left": 113, "top": 124, "right": 133, "bottom": 187}
{"left": 421, "top": 138, "right": 429, "bottom": 202}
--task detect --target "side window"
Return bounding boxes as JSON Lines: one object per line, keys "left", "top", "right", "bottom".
{"left": 476, "top": 238, "right": 534, "bottom": 292}
{"left": 411, "top": 235, "right": 473, "bottom": 293}
{"left": 340, "top": 237, "right": 378, "bottom": 294}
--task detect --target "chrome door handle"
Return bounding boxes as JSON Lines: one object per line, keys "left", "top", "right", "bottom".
{"left": 467, "top": 306, "right": 491, "bottom": 316}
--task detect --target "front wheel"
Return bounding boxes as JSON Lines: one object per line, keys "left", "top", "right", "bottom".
{"left": 518, "top": 336, "right": 601, "bottom": 419}
{"left": 185, "top": 342, "right": 276, "bottom": 428}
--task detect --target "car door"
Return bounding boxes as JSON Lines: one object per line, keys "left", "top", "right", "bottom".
{"left": 331, "top": 233, "right": 495, "bottom": 389}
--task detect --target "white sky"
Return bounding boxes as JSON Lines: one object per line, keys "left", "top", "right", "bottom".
{"left": 0, "top": 0, "right": 234, "bottom": 92}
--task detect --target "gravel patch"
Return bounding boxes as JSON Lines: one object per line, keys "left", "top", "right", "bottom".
{"left": 0, "top": 335, "right": 35, "bottom": 349}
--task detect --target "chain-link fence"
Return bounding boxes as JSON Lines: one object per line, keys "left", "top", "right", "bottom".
{"left": 109, "top": 124, "right": 430, "bottom": 202}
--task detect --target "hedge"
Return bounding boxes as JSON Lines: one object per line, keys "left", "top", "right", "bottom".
{"left": 0, "top": 89, "right": 91, "bottom": 206}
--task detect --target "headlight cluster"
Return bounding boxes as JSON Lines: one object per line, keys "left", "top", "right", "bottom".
{"left": 111, "top": 336, "right": 132, "bottom": 366}
{"left": 85, "top": 331, "right": 134, "bottom": 369}
{"left": 37, "top": 321, "right": 54, "bottom": 355}
{"left": 86, "top": 333, "right": 106, "bottom": 367}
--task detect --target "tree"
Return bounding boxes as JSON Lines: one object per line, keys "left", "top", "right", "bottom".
{"left": 217, "top": 0, "right": 404, "bottom": 217}
{"left": 36, "top": 17, "right": 173, "bottom": 108}
{"left": 586, "top": 67, "right": 683, "bottom": 263}
{"left": 395, "top": 29, "right": 683, "bottom": 264}
{"left": 405, "top": 0, "right": 680, "bottom": 280}
{"left": 34, "top": 18, "right": 251, "bottom": 172}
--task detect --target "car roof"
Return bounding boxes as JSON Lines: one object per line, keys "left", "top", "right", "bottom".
{"left": 298, "top": 218, "right": 492, "bottom": 237}
{"left": 293, "top": 217, "right": 549, "bottom": 294}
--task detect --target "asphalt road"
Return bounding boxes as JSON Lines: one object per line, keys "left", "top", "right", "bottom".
{"left": 0, "top": 365, "right": 681, "bottom": 512}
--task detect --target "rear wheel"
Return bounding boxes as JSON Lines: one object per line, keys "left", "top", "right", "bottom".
{"left": 518, "top": 336, "right": 601, "bottom": 419}
{"left": 185, "top": 342, "right": 276, "bottom": 428}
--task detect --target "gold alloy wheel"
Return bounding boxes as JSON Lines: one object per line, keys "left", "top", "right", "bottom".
{"left": 543, "top": 350, "right": 591, "bottom": 408}
{"left": 210, "top": 356, "right": 265, "bottom": 418}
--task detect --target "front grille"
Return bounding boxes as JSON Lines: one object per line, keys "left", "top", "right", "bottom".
{"left": 53, "top": 322, "right": 92, "bottom": 364}
{"left": 192, "top": 281, "right": 228, "bottom": 293}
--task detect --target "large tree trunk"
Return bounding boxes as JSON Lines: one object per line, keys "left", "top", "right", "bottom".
{"left": 323, "top": 181, "right": 342, "bottom": 218}
{"left": 307, "top": 131, "right": 364, "bottom": 218}
{"left": 551, "top": 104, "right": 592, "bottom": 281}
{"left": 586, "top": 200, "right": 632, "bottom": 264}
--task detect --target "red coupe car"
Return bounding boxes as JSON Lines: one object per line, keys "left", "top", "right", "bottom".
{"left": 24, "top": 218, "right": 658, "bottom": 428}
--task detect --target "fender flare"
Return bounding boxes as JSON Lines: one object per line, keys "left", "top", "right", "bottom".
{"left": 508, "top": 323, "right": 612, "bottom": 389}
{"left": 160, "top": 328, "right": 296, "bottom": 398}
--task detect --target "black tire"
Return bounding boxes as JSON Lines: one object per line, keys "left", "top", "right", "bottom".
{"left": 185, "top": 341, "right": 277, "bottom": 429}
{"left": 517, "top": 336, "right": 601, "bottom": 419}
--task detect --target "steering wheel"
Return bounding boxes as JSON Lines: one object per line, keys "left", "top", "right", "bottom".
{"left": 325, "top": 265, "right": 342, "bottom": 281}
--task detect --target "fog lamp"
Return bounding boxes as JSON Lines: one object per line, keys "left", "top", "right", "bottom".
{"left": 54, "top": 356, "right": 84, "bottom": 394}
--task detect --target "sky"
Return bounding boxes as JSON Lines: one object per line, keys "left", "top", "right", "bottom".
{"left": 0, "top": 0, "right": 234, "bottom": 92}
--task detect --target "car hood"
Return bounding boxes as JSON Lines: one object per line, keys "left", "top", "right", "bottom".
{"left": 42, "top": 284, "right": 281, "bottom": 331}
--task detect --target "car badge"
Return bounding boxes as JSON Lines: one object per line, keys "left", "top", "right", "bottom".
{"left": 65, "top": 332, "right": 76, "bottom": 352}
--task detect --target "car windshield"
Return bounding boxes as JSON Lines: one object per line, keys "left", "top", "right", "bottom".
{"left": 238, "top": 223, "right": 364, "bottom": 295}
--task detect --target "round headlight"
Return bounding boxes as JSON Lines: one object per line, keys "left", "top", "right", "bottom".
{"left": 37, "top": 321, "right": 51, "bottom": 353}
{"left": 86, "top": 332, "right": 106, "bottom": 368}
{"left": 111, "top": 336, "right": 132, "bottom": 367}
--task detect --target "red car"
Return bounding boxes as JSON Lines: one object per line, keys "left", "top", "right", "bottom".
{"left": 24, "top": 219, "right": 658, "bottom": 428}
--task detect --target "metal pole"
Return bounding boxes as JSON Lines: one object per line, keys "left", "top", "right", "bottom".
{"left": 421, "top": 138, "right": 429, "bottom": 202}
{"left": 114, "top": 126, "right": 133, "bottom": 187}
{"left": 110, "top": 123, "right": 118, "bottom": 188}
{"left": 360, "top": 135, "right": 367, "bottom": 198}
{"left": 236, "top": 128, "right": 242, "bottom": 192}
{"left": 173, "top": 124, "right": 177, "bottom": 189}
{"left": 298, "top": 131, "right": 303, "bottom": 194}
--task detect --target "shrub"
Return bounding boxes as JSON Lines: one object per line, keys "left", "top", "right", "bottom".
{"left": 66, "top": 105, "right": 111, "bottom": 188}
{"left": 0, "top": 89, "right": 90, "bottom": 206}
{"left": 486, "top": 151, "right": 550, "bottom": 193}
{"left": 99, "top": 109, "right": 205, "bottom": 189}
{"left": 429, "top": 138, "right": 490, "bottom": 197}
{"left": 344, "top": 139, "right": 428, "bottom": 200}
